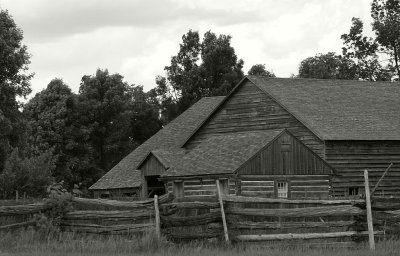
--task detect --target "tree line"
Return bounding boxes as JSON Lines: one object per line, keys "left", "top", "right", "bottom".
{"left": 1, "top": 0, "right": 399, "bottom": 198}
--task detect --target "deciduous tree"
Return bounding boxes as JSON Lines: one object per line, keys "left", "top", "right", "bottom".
{"left": 298, "top": 52, "right": 358, "bottom": 80}
{"left": 156, "top": 30, "right": 244, "bottom": 123}
{"left": 248, "top": 64, "right": 276, "bottom": 77}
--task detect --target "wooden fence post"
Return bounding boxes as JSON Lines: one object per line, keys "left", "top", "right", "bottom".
{"left": 364, "top": 170, "right": 375, "bottom": 250}
{"left": 154, "top": 195, "right": 161, "bottom": 239}
{"left": 216, "top": 179, "right": 230, "bottom": 243}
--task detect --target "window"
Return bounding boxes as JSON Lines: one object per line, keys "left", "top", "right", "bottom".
{"left": 349, "top": 187, "right": 359, "bottom": 196}
{"left": 277, "top": 181, "right": 288, "bottom": 198}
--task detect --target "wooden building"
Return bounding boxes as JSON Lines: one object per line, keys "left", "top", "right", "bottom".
{"left": 90, "top": 76, "right": 400, "bottom": 200}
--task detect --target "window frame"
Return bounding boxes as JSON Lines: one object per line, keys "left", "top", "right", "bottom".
{"left": 274, "top": 180, "right": 291, "bottom": 199}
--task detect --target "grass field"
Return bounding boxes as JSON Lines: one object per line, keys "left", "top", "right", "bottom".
{"left": 0, "top": 229, "right": 400, "bottom": 256}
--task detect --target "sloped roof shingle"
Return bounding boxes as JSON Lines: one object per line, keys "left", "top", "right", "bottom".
{"left": 248, "top": 76, "right": 400, "bottom": 140}
{"left": 89, "top": 96, "right": 224, "bottom": 190}
{"left": 164, "top": 130, "right": 283, "bottom": 177}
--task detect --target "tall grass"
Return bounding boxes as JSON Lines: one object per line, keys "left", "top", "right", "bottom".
{"left": 1, "top": 229, "right": 400, "bottom": 256}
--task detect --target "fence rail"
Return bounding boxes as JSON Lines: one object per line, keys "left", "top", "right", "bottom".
{"left": 1, "top": 173, "right": 400, "bottom": 249}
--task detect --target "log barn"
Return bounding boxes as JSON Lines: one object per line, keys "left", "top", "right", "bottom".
{"left": 89, "top": 76, "right": 400, "bottom": 200}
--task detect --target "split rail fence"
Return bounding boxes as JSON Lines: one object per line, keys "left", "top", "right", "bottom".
{"left": 1, "top": 170, "right": 400, "bottom": 249}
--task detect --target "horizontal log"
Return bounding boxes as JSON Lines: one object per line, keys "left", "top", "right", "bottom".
{"left": 174, "top": 196, "right": 217, "bottom": 202}
{"left": 160, "top": 201, "right": 220, "bottom": 211}
{"left": 0, "top": 220, "right": 36, "bottom": 230}
{"left": 161, "top": 211, "right": 221, "bottom": 227}
{"left": 240, "top": 175, "right": 329, "bottom": 180}
{"left": 0, "top": 202, "right": 49, "bottom": 216}
{"left": 61, "top": 222, "right": 154, "bottom": 234}
{"left": 72, "top": 193, "right": 174, "bottom": 209}
{"left": 64, "top": 210, "right": 154, "bottom": 221}
{"left": 226, "top": 205, "right": 364, "bottom": 218}
{"left": 240, "top": 192, "right": 275, "bottom": 197}
{"left": 241, "top": 186, "right": 274, "bottom": 192}
{"left": 222, "top": 195, "right": 363, "bottom": 205}
{"left": 229, "top": 221, "right": 356, "bottom": 230}
{"left": 235, "top": 231, "right": 384, "bottom": 241}
{"left": 163, "top": 225, "right": 222, "bottom": 240}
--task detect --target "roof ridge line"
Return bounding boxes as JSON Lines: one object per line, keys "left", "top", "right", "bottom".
{"left": 247, "top": 76, "right": 325, "bottom": 141}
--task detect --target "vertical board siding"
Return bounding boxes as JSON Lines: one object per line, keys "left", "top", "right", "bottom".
{"left": 239, "top": 176, "right": 330, "bottom": 199}
{"left": 239, "top": 132, "right": 332, "bottom": 175}
{"left": 140, "top": 155, "right": 166, "bottom": 176}
{"left": 326, "top": 141, "right": 400, "bottom": 197}
{"left": 184, "top": 80, "right": 324, "bottom": 157}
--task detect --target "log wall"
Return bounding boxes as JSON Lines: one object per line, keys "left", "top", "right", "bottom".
{"left": 238, "top": 175, "right": 330, "bottom": 199}
{"left": 326, "top": 141, "right": 400, "bottom": 197}
{"left": 181, "top": 179, "right": 236, "bottom": 199}
{"left": 92, "top": 187, "right": 141, "bottom": 200}
{"left": 184, "top": 80, "right": 324, "bottom": 157}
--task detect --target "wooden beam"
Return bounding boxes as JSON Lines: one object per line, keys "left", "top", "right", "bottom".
{"left": 226, "top": 205, "right": 363, "bottom": 218}
{"left": 371, "top": 163, "right": 393, "bottom": 196}
{"left": 0, "top": 220, "right": 36, "bottom": 230}
{"left": 235, "top": 231, "right": 384, "bottom": 242}
{"left": 216, "top": 180, "right": 230, "bottom": 243}
{"left": 364, "top": 169, "right": 375, "bottom": 250}
{"left": 0, "top": 202, "right": 50, "bottom": 216}
{"left": 222, "top": 195, "right": 363, "bottom": 205}
{"left": 154, "top": 195, "right": 161, "bottom": 239}
{"left": 160, "top": 212, "right": 220, "bottom": 227}
{"left": 72, "top": 193, "right": 173, "bottom": 209}
{"left": 229, "top": 220, "right": 356, "bottom": 230}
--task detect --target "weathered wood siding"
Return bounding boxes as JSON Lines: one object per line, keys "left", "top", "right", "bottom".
{"left": 184, "top": 80, "right": 324, "bottom": 157}
{"left": 140, "top": 155, "right": 166, "bottom": 176}
{"left": 326, "top": 141, "right": 400, "bottom": 197}
{"left": 239, "top": 175, "right": 330, "bottom": 199}
{"left": 93, "top": 188, "right": 141, "bottom": 200}
{"left": 239, "top": 132, "right": 332, "bottom": 175}
{"left": 177, "top": 179, "right": 236, "bottom": 199}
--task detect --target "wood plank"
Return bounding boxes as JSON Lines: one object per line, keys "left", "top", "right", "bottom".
{"left": 364, "top": 170, "right": 375, "bottom": 250}
{"left": 226, "top": 205, "right": 364, "bottom": 218}
{"left": 216, "top": 180, "right": 230, "bottom": 243}
{"left": 154, "top": 195, "right": 160, "bottom": 239}
{"left": 222, "top": 195, "right": 363, "bottom": 205}
{"left": 160, "top": 212, "right": 221, "bottom": 227}
{"left": 235, "top": 231, "right": 384, "bottom": 241}
{"left": 0, "top": 220, "right": 36, "bottom": 230}
{"left": 0, "top": 202, "right": 49, "bottom": 216}
{"left": 229, "top": 220, "right": 355, "bottom": 230}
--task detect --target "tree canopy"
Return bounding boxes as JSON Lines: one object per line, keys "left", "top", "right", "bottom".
{"left": 298, "top": 52, "right": 357, "bottom": 80}
{"left": 0, "top": 9, "right": 32, "bottom": 173}
{"left": 152, "top": 30, "right": 244, "bottom": 123}
{"left": 248, "top": 64, "right": 276, "bottom": 77}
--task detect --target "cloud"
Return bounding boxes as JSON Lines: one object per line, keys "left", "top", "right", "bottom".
{"left": 2, "top": 0, "right": 263, "bottom": 42}
{"left": 1, "top": 0, "right": 376, "bottom": 97}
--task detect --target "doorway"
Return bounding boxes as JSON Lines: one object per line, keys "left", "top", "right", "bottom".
{"left": 146, "top": 175, "right": 166, "bottom": 198}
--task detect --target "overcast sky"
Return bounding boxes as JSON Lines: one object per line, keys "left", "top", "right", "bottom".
{"left": 1, "top": 0, "right": 373, "bottom": 96}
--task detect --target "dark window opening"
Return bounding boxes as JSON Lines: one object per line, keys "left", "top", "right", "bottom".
{"left": 100, "top": 193, "right": 110, "bottom": 199}
{"left": 123, "top": 192, "right": 137, "bottom": 197}
{"left": 146, "top": 175, "right": 166, "bottom": 198}
{"left": 349, "top": 187, "right": 359, "bottom": 196}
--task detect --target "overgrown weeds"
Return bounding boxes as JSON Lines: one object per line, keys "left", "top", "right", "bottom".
{"left": 1, "top": 229, "right": 400, "bottom": 256}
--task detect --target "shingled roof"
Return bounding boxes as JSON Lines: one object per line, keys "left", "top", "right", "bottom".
{"left": 164, "top": 130, "right": 283, "bottom": 177}
{"left": 89, "top": 96, "right": 224, "bottom": 190}
{"left": 248, "top": 76, "right": 400, "bottom": 140}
